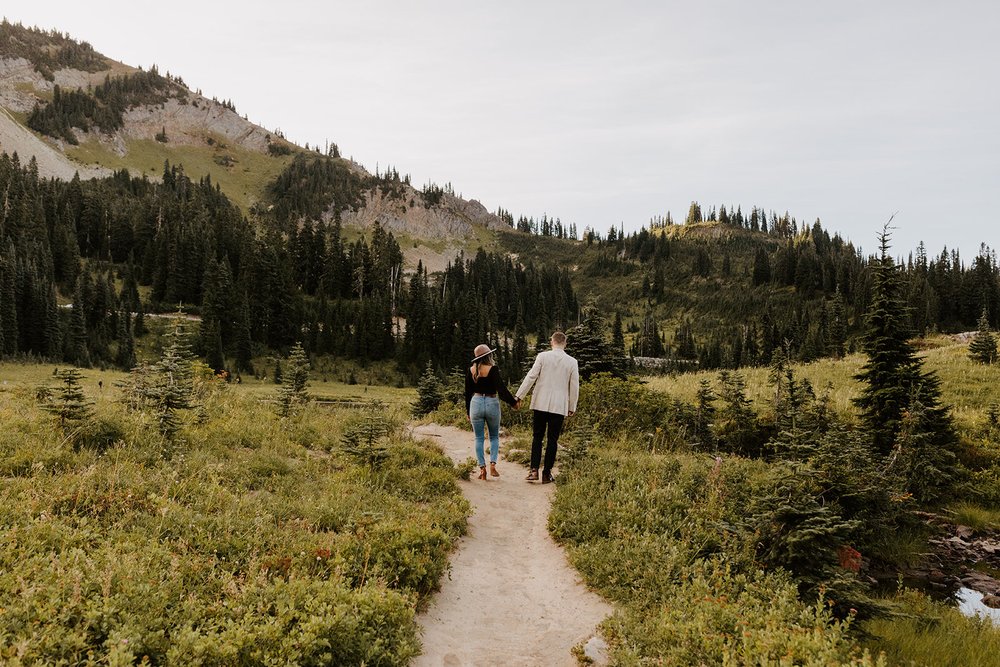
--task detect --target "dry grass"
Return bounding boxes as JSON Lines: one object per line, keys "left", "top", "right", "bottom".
{"left": 643, "top": 335, "right": 1000, "bottom": 434}
{"left": 66, "top": 136, "right": 294, "bottom": 212}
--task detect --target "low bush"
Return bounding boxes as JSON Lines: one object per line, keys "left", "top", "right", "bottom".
{"left": 0, "top": 385, "right": 468, "bottom": 664}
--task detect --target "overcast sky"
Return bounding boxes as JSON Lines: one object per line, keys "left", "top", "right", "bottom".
{"left": 8, "top": 1, "right": 999, "bottom": 258}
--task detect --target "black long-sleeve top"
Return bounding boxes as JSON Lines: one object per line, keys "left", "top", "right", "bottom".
{"left": 464, "top": 365, "right": 518, "bottom": 412}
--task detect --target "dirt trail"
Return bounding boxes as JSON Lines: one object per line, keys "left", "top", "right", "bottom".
{"left": 411, "top": 423, "right": 611, "bottom": 667}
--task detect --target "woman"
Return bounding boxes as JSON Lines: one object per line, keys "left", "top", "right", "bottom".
{"left": 465, "top": 344, "right": 519, "bottom": 480}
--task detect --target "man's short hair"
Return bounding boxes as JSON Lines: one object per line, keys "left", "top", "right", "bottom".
{"left": 551, "top": 331, "right": 567, "bottom": 345}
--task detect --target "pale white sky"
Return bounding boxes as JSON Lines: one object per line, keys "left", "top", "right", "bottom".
{"left": 6, "top": 1, "right": 999, "bottom": 258}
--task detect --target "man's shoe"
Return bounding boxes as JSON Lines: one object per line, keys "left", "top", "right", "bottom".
{"left": 525, "top": 469, "right": 539, "bottom": 481}
{"left": 541, "top": 470, "right": 554, "bottom": 484}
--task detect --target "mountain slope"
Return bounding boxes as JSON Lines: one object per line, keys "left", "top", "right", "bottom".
{"left": 0, "top": 21, "right": 508, "bottom": 269}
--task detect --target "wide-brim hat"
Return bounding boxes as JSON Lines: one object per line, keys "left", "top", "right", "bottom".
{"left": 471, "top": 347, "right": 497, "bottom": 363}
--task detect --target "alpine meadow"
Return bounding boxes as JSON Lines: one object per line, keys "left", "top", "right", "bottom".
{"left": 3, "top": 15, "right": 1000, "bottom": 667}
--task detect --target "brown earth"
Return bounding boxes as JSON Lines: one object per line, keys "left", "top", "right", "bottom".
{"left": 410, "top": 423, "right": 610, "bottom": 667}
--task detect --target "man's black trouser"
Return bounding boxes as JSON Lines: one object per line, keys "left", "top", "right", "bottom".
{"left": 530, "top": 410, "right": 565, "bottom": 472}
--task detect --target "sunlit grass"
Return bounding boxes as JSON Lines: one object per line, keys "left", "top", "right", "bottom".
{"left": 642, "top": 335, "right": 1000, "bottom": 435}
{"left": 949, "top": 501, "right": 1000, "bottom": 532}
{"left": 864, "top": 591, "right": 1000, "bottom": 667}
{"left": 0, "top": 360, "right": 415, "bottom": 409}
{"left": 66, "top": 135, "right": 294, "bottom": 212}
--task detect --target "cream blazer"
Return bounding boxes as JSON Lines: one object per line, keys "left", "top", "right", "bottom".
{"left": 515, "top": 348, "right": 580, "bottom": 416}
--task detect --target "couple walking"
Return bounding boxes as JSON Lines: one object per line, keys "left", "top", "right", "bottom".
{"left": 464, "top": 331, "right": 580, "bottom": 484}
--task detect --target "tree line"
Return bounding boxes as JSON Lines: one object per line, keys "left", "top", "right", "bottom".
{"left": 555, "top": 202, "right": 1000, "bottom": 372}
{"left": 0, "top": 151, "right": 579, "bottom": 379}
{"left": 0, "top": 20, "right": 107, "bottom": 80}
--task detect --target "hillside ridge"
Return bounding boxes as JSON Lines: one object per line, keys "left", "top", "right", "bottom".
{"left": 0, "top": 22, "right": 508, "bottom": 262}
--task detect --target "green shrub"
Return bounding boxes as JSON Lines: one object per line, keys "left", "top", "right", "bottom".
{"left": 550, "top": 436, "right": 882, "bottom": 663}
{"left": 0, "top": 382, "right": 467, "bottom": 664}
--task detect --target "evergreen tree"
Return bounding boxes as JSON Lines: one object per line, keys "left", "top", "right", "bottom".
{"left": 276, "top": 342, "right": 310, "bottom": 417}
{"left": 611, "top": 311, "right": 626, "bottom": 357}
{"left": 0, "top": 254, "right": 17, "bottom": 355}
{"left": 413, "top": 362, "right": 444, "bottom": 416}
{"left": 512, "top": 308, "right": 529, "bottom": 372}
{"left": 828, "top": 290, "right": 848, "bottom": 358}
{"left": 969, "top": 309, "right": 997, "bottom": 364}
{"left": 566, "top": 314, "right": 626, "bottom": 380}
{"left": 694, "top": 379, "right": 717, "bottom": 448}
{"left": 115, "top": 310, "right": 136, "bottom": 369}
{"left": 752, "top": 247, "right": 772, "bottom": 286}
{"left": 149, "top": 320, "right": 197, "bottom": 443}
{"left": 234, "top": 293, "right": 254, "bottom": 373}
{"left": 41, "top": 368, "right": 93, "bottom": 431}
{"left": 853, "top": 226, "right": 952, "bottom": 454}
{"left": 66, "top": 279, "right": 90, "bottom": 367}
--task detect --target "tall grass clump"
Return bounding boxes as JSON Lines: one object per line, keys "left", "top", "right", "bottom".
{"left": 0, "top": 371, "right": 468, "bottom": 665}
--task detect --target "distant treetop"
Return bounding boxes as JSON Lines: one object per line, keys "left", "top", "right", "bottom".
{"left": 0, "top": 19, "right": 108, "bottom": 79}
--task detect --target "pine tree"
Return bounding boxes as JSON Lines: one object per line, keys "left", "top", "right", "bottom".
{"left": 234, "top": 293, "right": 253, "bottom": 373}
{"left": 512, "top": 309, "right": 529, "bottom": 372}
{"left": 566, "top": 314, "right": 626, "bottom": 380}
{"left": 611, "top": 311, "right": 626, "bottom": 357}
{"left": 42, "top": 368, "right": 93, "bottom": 431}
{"left": 828, "top": 290, "right": 848, "bottom": 358}
{"left": 854, "top": 226, "right": 953, "bottom": 454}
{"left": 969, "top": 309, "right": 997, "bottom": 364}
{"left": 276, "top": 342, "right": 310, "bottom": 417}
{"left": 752, "top": 247, "right": 771, "bottom": 286}
{"left": 413, "top": 362, "right": 444, "bottom": 416}
{"left": 115, "top": 310, "right": 136, "bottom": 369}
{"left": 66, "top": 279, "right": 90, "bottom": 367}
{"left": 150, "top": 321, "right": 197, "bottom": 443}
{"left": 0, "top": 254, "right": 18, "bottom": 355}
{"left": 694, "top": 379, "right": 716, "bottom": 448}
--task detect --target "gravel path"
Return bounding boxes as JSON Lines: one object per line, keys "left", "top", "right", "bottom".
{"left": 411, "top": 423, "right": 610, "bottom": 667}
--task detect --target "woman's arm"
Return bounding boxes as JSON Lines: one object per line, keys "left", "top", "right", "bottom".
{"left": 493, "top": 367, "right": 518, "bottom": 406}
{"left": 464, "top": 367, "right": 474, "bottom": 414}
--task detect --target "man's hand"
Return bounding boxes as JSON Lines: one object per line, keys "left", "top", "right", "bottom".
{"left": 567, "top": 410, "right": 575, "bottom": 417}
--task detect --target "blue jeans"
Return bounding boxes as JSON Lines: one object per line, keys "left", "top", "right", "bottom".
{"left": 469, "top": 395, "right": 501, "bottom": 467}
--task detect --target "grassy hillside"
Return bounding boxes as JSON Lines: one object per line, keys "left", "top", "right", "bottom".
{"left": 499, "top": 224, "right": 839, "bottom": 346}
{"left": 66, "top": 136, "right": 295, "bottom": 212}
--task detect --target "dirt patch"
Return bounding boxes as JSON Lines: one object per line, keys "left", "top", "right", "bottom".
{"left": 0, "top": 106, "right": 108, "bottom": 180}
{"left": 410, "top": 423, "right": 610, "bottom": 666}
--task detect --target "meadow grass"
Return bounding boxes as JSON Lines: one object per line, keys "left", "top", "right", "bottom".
{"left": 642, "top": 335, "right": 1000, "bottom": 436}
{"left": 66, "top": 136, "right": 294, "bottom": 212}
{"left": 863, "top": 591, "right": 1000, "bottom": 667}
{"left": 948, "top": 501, "right": 1000, "bottom": 532}
{"left": 0, "top": 364, "right": 465, "bottom": 664}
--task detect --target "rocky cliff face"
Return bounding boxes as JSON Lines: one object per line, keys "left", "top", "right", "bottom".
{"left": 339, "top": 188, "right": 506, "bottom": 239}
{"left": 0, "top": 54, "right": 281, "bottom": 163}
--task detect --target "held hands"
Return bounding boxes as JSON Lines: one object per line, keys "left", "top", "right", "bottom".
{"left": 568, "top": 410, "right": 575, "bottom": 417}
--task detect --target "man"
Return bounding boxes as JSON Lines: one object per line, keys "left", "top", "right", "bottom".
{"left": 515, "top": 331, "right": 580, "bottom": 484}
